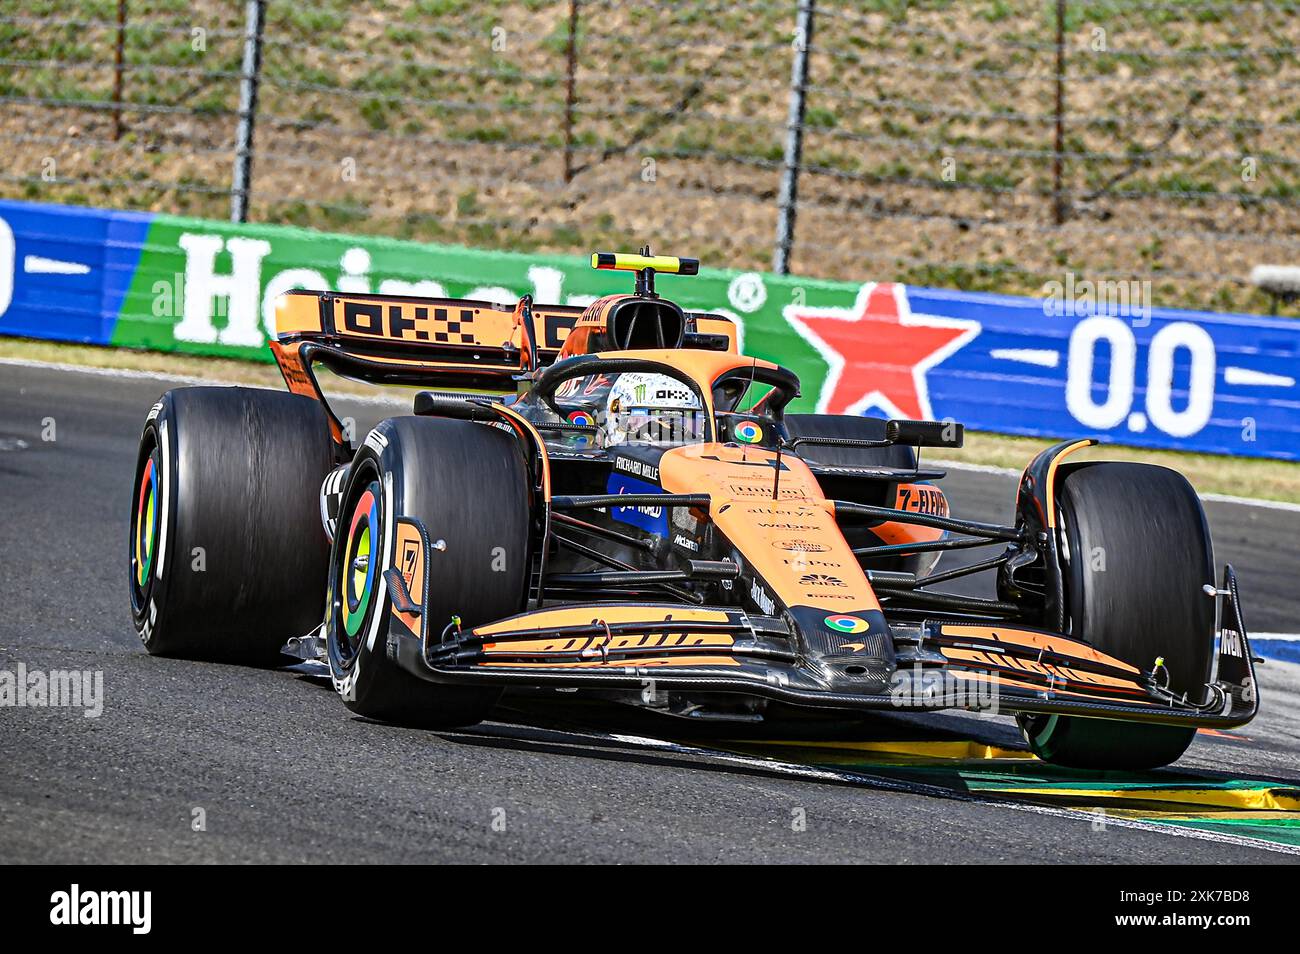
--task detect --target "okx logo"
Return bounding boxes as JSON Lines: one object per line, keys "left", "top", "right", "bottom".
{"left": 50, "top": 885, "right": 151, "bottom": 935}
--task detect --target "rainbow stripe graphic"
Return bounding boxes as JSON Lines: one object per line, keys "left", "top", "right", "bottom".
{"left": 342, "top": 485, "right": 379, "bottom": 638}
{"left": 134, "top": 456, "right": 158, "bottom": 586}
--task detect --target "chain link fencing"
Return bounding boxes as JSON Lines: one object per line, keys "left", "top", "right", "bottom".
{"left": 3, "top": 0, "right": 1297, "bottom": 314}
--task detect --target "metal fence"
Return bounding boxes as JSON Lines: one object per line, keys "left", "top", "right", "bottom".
{"left": 3, "top": 0, "right": 1298, "bottom": 314}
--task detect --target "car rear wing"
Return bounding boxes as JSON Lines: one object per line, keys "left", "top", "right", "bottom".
{"left": 272, "top": 289, "right": 585, "bottom": 388}
{"left": 269, "top": 289, "right": 737, "bottom": 445}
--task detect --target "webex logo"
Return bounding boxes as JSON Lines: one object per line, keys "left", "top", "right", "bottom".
{"left": 50, "top": 885, "right": 151, "bottom": 935}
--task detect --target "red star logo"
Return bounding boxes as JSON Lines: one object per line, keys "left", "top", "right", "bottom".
{"left": 783, "top": 283, "right": 980, "bottom": 419}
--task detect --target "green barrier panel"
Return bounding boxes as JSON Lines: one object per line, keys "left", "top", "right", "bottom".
{"left": 7, "top": 198, "right": 1294, "bottom": 458}
{"left": 113, "top": 214, "right": 836, "bottom": 411}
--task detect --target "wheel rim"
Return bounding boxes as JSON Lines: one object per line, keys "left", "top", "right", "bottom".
{"left": 130, "top": 444, "right": 161, "bottom": 612}
{"left": 135, "top": 455, "right": 158, "bottom": 585}
{"left": 339, "top": 480, "right": 381, "bottom": 653}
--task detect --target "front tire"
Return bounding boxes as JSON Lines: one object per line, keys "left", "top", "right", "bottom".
{"left": 327, "top": 416, "right": 531, "bottom": 728}
{"left": 1020, "top": 462, "right": 1214, "bottom": 770}
{"left": 129, "top": 387, "right": 334, "bottom": 665}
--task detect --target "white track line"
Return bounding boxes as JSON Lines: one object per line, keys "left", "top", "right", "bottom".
{"left": 929, "top": 459, "right": 1020, "bottom": 478}
{"left": 5, "top": 356, "right": 1297, "bottom": 512}
{"left": 0, "top": 355, "right": 223, "bottom": 386}
{"left": 0, "top": 355, "right": 409, "bottom": 407}
{"left": 1200, "top": 492, "right": 1300, "bottom": 513}
{"left": 605, "top": 732, "right": 1300, "bottom": 857}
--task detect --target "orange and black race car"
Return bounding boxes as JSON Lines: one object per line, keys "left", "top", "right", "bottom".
{"left": 128, "top": 251, "right": 1259, "bottom": 769}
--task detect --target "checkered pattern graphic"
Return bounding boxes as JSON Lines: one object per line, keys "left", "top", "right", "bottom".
{"left": 319, "top": 466, "right": 350, "bottom": 542}
{"left": 427, "top": 308, "right": 475, "bottom": 344}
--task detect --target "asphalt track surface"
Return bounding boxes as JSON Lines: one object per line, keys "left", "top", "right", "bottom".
{"left": 1, "top": 361, "right": 1298, "bottom": 864}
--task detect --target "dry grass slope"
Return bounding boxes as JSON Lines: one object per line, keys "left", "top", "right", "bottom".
{"left": 2, "top": 0, "right": 1298, "bottom": 315}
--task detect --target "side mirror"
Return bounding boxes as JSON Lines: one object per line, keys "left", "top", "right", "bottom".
{"left": 681, "top": 331, "right": 731, "bottom": 352}
{"left": 886, "top": 419, "right": 964, "bottom": 448}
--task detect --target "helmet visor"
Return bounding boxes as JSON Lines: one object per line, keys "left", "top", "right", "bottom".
{"left": 622, "top": 407, "right": 706, "bottom": 445}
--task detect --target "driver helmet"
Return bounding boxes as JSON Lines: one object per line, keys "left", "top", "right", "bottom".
{"left": 602, "top": 372, "right": 703, "bottom": 447}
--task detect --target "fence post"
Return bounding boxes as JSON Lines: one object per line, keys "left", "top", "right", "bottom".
{"left": 230, "top": 0, "right": 266, "bottom": 223}
{"left": 772, "top": 0, "right": 814, "bottom": 275}
{"left": 563, "top": 0, "right": 579, "bottom": 183}
{"left": 112, "top": 0, "right": 126, "bottom": 141}
{"left": 1052, "top": 0, "right": 1066, "bottom": 226}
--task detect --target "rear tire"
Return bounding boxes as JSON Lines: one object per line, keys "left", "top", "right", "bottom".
{"left": 327, "top": 416, "right": 530, "bottom": 729}
{"left": 129, "top": 387, "right": 334, "bottom": 665}
{"left": 1020, "top": 462, "right": 1214, "bottom": 770}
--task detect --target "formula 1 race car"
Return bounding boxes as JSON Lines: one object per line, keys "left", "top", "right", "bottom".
{"left": 128, "top": 250, "right": 1260, "bottom": 769}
